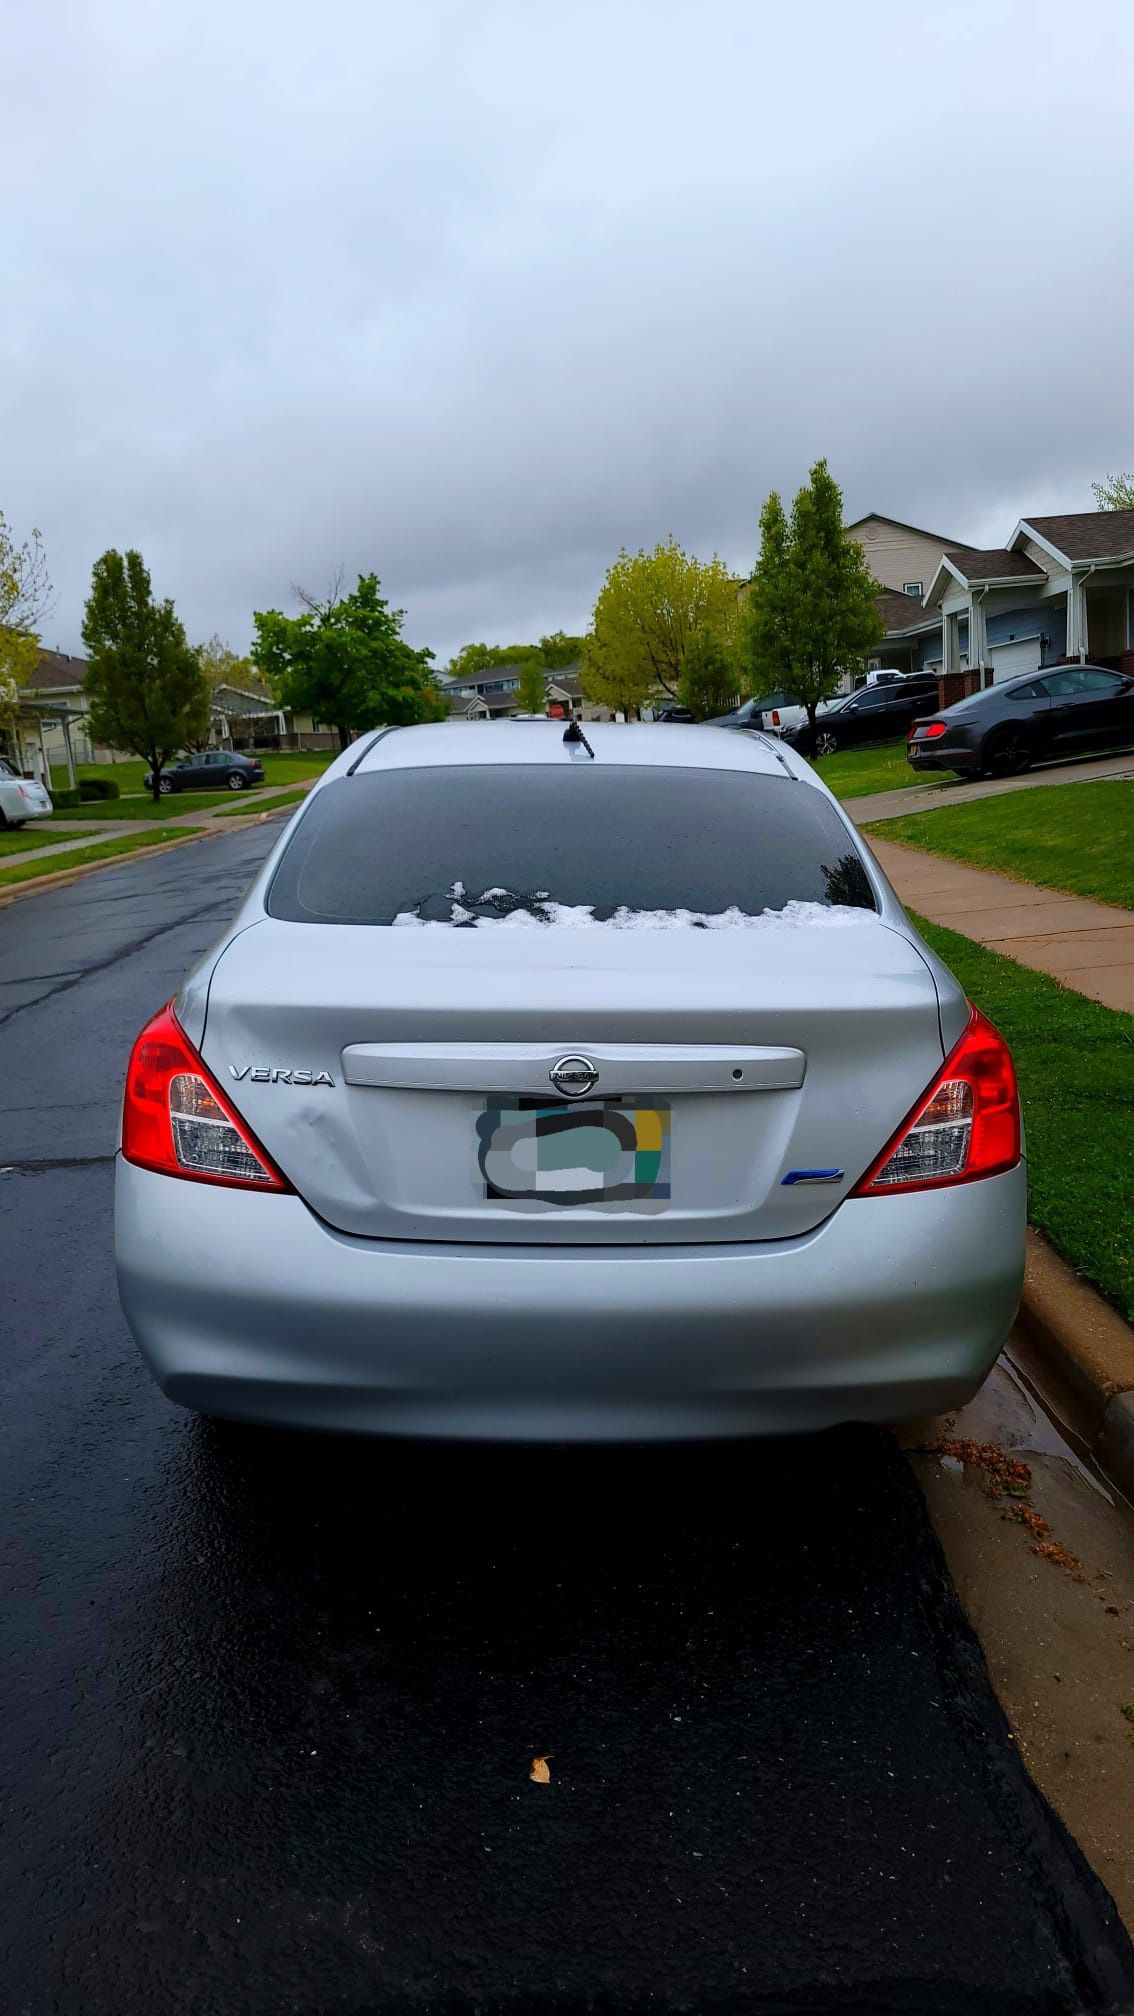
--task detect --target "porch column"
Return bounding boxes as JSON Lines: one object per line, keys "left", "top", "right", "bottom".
{"left": 1066, "top": 572, "right": 1088, "bottom": 661}
{"left": 61, "top": 714, "right": 77, "bottom": 788}
{"left": 967, "top": 591, "right": 988, "bottom": 674}
{"left": 37, "top": 719, "right": 51, "bottom": 786}
{"left": 942, "top": 610, "right": 960, "bottom": 678}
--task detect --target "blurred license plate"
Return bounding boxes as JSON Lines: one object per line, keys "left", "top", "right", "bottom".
{"left": 476, "top": 1098, "right": 671, "bottom": 1205}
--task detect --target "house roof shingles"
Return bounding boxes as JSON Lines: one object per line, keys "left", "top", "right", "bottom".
{"left": 1021, "top": 510, "right": 1134, "bottom": 563}
{"left": 943, "top": 548, "right": 1046, "bottom": 584}
{"left": 875, "top": 590, "right": 941, "bottom": 635}
{"left": 26, "top": 649, "right": 88, "bottom": 692}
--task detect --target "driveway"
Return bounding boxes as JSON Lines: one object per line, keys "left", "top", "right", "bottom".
{"left": 3, "top": 827, "right": 1133, "bottom": 2014}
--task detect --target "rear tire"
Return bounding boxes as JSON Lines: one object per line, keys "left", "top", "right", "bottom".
{"left": 813, "top": 729, "right": 839, "bottom": 758}
{"left": 227, "top": 772, "right": 247, "bottom": 791}
{"left": 158, "top": 775, "right": 173, "bottom": 795}
{"left": 984, "top": 729, "right": 1032, "bottom": 777}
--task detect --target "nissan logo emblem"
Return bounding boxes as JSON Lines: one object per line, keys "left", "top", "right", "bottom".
{"left": 548, "top": 1054, "right": 599, "bottom": 1099}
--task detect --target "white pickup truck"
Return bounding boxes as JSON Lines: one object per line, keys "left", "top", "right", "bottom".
{"left": 0, "top": 758, "right": 53, "bottom": 828}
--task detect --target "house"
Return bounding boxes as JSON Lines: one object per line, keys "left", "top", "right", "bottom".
{"left": 439, "top": 663, "right": 608, "bottom": 722}
{"left": 846, "top": 514, "right": 970, "bottom": 602}
{"left": 923, "top": 509, "right": 1134, "bottom": 691}
{"left": 7, "top": 650, "right": 92, "bottom": 784}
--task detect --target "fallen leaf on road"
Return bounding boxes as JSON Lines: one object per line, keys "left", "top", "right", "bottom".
{"left": 529, "top": 1755, "right": 551, "bottom": 1783}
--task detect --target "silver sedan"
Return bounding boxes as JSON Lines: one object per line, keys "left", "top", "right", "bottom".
{"left": 115, "top": 722, "right": 1025, "bottom": 1440}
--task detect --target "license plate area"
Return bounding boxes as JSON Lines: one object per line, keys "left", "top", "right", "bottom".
{"left": 476, "top": 1098, "right": 671, "bottom": 1206}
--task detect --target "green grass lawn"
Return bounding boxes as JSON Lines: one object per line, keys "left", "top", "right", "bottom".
{"left": 811, "top": 742, "right": 960, "bottom": 802}
{"left": 870, "top": 779, "right": 1133, "bottom": 910}
{"left": 48, "top": 789, "right": 258, "bottom": 821}
{"left": 0, "top": 826, "right": 55, "bottom": 854}
{"left": 212, "top": 786, "right": 311, "bottom": 818}
{"left": 0, "top": 828, "right": 190, "bottom": 887}
{"left": 52, "top": 751, "right": 336, "bottom": 797}
{"left": 913, "top": 914, "right": 1134, "bottom": 1321}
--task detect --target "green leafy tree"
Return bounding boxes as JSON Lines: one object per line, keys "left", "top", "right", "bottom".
{"left": 743, "top": 460, "right": 883, "bottom": 746}
{"left": 582, "top": 538, "right": 739, "bottom": 715}
{"left": 538, "top": 631, "right": 585, "bottom": 669}
{"left": 253, "top": 573, "right": 440, "bottom": 749}
{"left": 1092, "top": 472, "right": 1134, "bottom": 510}
{"left": 0, "top": 514, "right": 51, "bottom": 758}
{"left": 82, "top": 550, "right": 211, "bottom": 801}
{"left": 516, "top": 660, "right": 547, "bottom": 713}
{"left": 678, "top": 629, "right": 740, "bottom": 719}
{"left": 192, "top": 635, "right": 258, "bottom": 749}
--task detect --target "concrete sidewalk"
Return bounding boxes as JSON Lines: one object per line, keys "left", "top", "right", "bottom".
{"left": 3, "top": 780, "right": 314, "bottom": 868}
{"left": 845, "top": 748, "right": 1134, "bottom": 825}
{"left": 869, "top": 834, "right": 1134, "bottom": 1013}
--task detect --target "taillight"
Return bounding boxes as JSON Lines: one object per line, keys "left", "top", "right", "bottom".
{"left": 852, "top": 1005, "right": 1020, "bottom": 1195}
{"left": 914, "top": 721, "right": 947, "bottom": 740}
{"left": 122, "top": 1002, "right": 290, "bottom": 1190}
{"left": 771, "top": 710, "right": 780, "bottom": 726}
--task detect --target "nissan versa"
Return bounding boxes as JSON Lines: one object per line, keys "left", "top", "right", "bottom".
{"left": 115, "top": 722, "right": 1026, "bottom": 1440}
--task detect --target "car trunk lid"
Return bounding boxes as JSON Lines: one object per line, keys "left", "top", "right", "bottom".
{"left": 198, "top": 916, "right": 945, "bottom": 1244}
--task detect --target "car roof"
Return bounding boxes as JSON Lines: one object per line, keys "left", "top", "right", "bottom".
{"left": 347, "top": 720, "right": 811, "bottom": 782}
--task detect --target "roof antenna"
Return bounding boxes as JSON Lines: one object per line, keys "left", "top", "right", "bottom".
{"left": 562, "top": 719, "right": 594, "bottom": 758}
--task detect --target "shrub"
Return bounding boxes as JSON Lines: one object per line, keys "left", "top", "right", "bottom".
{"left": 79, "top": 776, "right": 121, "bottom": 800}
{"left": 52, "top": 786, "right": 81, "bottom": 808}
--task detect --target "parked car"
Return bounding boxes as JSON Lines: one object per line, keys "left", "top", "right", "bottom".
{"left": 145, "top": 751, "right": 265, "bottom": 793}
{"left": 783, "top": 676, "right": 942, "bottom": 757}
{"left": 0, "top": 758, "right": 53, "bottom": 828}
{"left": 116, "top": 721, "right": 1025, "bottom": 1442}
{"left": 653, "top": 703, "right": 695, "bottom": 722}
{"left": 908, "top": 664, "right": 1134, "bottom": 778}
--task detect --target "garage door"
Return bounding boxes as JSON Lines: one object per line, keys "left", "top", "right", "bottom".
{"left": 988, "top": 637, "right": 1044, "bottom": 683}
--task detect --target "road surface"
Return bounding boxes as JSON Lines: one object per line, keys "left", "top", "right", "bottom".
{"left": 3, "top": 827, "right": 1133, "bottom": 2014}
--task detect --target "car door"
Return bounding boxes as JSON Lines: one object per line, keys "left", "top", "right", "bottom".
{"left": 839, "top": 687, "right": 890, "bottom": 745}
{"left": 1039, "top": 668, "right": 1125, "bottom": 755}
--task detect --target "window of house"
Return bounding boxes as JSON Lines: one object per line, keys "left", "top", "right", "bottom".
{"left": 902, "top": 581, "right": 923, "bottom": 598}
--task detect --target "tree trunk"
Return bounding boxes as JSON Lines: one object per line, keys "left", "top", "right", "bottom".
{"left": 336, "top": 724, "right": 351, "bottom": 751}
{"left": 806, "top": 701, "right": 818, "bottom": 757}
{"left": 150, "top": 756, "right": 163, "bottom": 805}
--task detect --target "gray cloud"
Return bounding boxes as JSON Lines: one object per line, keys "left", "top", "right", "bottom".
{"left": 3, "top": 0, "right": 1132, "bottom": 666}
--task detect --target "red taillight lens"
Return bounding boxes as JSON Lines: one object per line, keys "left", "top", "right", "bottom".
{"left": 122, "top": 1002, "right": 291, "bottom": 1190}
{"left": 919, "top": 721, "right": 948, "bottom": 740}
{"left": 852, "top": 1005, "right": 1020, "bottom": 1195}
{"left": 771, "top": 710, "right": 781, "bottom": 726}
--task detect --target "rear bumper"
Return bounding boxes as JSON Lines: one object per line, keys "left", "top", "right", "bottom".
{"left": 115, "top": 1158, "right": 1026, "bottom": 1441}
{"left": 907, "top": 742, "right": 980, "bottom": 774}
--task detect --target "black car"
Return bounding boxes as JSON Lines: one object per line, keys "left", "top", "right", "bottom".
{"left": 146, "top": 751, "right": 266, "bottom": 794}
{"left": 782, "top": 676, "right": 941, "bottom": 757}
{"left": 653, "top": 703, "right": 695, "bottom": 722}
{"left": 704, "top": 693, "right": 794, "bottom": 731}
{"left": 908, "top": 664, "right": 1134, "bottom": 778}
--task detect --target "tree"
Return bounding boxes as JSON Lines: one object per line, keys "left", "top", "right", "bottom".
{"left": 1092, "top": 472, "right": 1134, "bottom": 511}
{"left": 253, "top": 573, "right": 440, "bottom": 749}
{"left": 198, "top": 633, "right": 255, "bottom": 691}
{"left": 0, "top": 514, "right": 52, "bottom": 757}
{"left": 743, "top": 460, "right": 883, "bottom": 746}
{"left": 678, "top": 629, "right": 740, "bottom": 719}
{"left": 516, "top": 660, "right": 547, "bottom": 713}
{"left": 82, "top": 550, "right": 211, "bottom": 801}
{"left": 582, "top": 538, "right": 739, "bottom": 715}
{"left": 192, "top": 635, "right": 257, "bottom": 749}
{"left": 538, "top": 631, "right": 585, "bottom": 669}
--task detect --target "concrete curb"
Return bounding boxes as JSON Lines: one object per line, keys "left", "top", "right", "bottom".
{"left": 1016, "top": 1229, "right": 1134, "bottom": 1497}
{"left": 0, "top": 812, "right": 273, "bottom": 908}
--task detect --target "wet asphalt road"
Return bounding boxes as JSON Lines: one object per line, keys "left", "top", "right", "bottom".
{"left": 3, "top": 829, "right": 1134, "bottom": 2016}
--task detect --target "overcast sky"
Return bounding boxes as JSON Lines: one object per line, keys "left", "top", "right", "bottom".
{"left": 4, "top": 0, "right": 1132, "bottom": 668}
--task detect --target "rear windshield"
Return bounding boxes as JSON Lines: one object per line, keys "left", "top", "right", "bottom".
{"left": 267, "top": 765, "right": 877, "bottom": 926}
